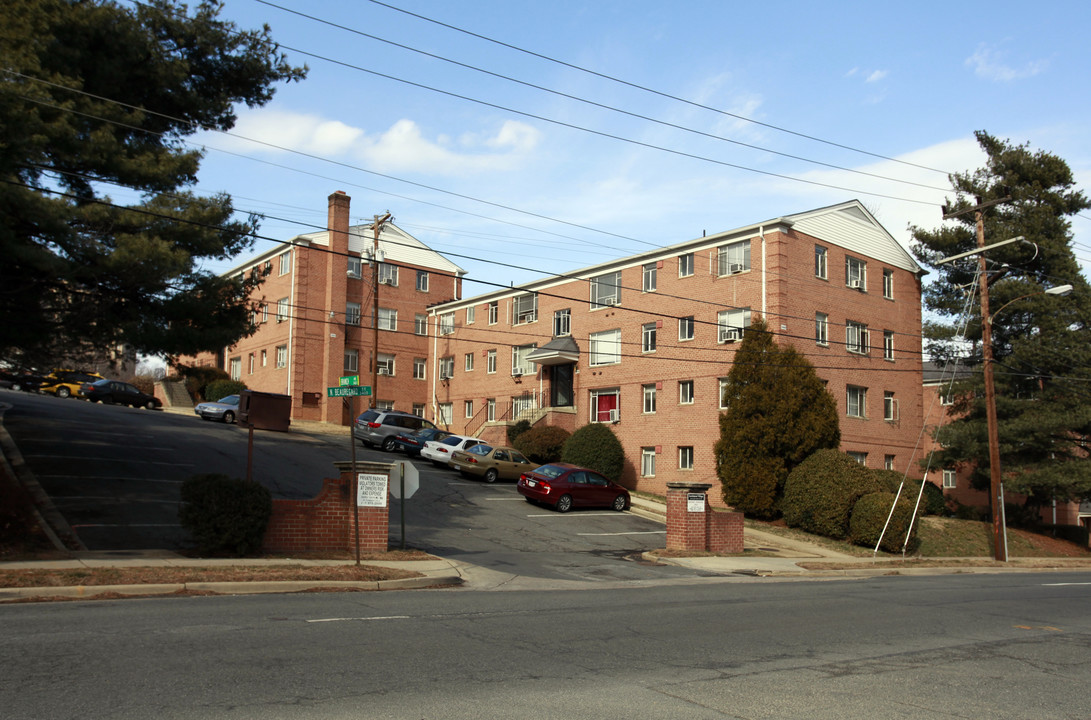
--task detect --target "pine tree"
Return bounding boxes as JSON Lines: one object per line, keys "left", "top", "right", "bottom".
{"left": 715, "top": 319, "right": 841, "bottom": 518}
{"left": 911, "top": 131, "right": 1091, "bottom": 509}
{"left": 0, "top": 0, "right": 306, "bottom": 367}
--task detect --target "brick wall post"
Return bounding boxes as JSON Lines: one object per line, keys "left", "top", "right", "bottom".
{"left": 665, "top": 481, "right": 744, "bottom": 554}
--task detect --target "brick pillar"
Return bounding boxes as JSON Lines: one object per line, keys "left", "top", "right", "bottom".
{"left": 335, "top": 460, "right": 390, "bottom": 553}
{"left": 666, "top": 482, "right": 713, "bottom": 551}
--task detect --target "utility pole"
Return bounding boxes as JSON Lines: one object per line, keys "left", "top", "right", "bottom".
{"left": 940, "top": 194, "right": 1012, "bottom": 562}
{"left": 370, "top": 213, "right": 392, "bottom": 410}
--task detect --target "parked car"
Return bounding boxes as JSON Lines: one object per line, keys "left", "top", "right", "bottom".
{"left": 450, "top": 444, "right": 533, "bottom": 483}
{"left": 517, "top": 462, "right": 630, "bottom": 513}
{"left": 354, "top": 409, "right": 437, "bottom": 451}
{"left": 194, "top": 394, "right": 240, "bottom": 423}
{"left": 79, "top": 378, "right": 162, "bottom": 409}
{"left": 1, "top": 369, "right": 49, "bottom": 392}
{"left": 393, "top": 427, "right": 451, "bottom": 457}
{"left": 420, "top": 434, "right": 484, "bottom": 467}
{"left": 41, "top": 369, "right": 104, "bottom": 398}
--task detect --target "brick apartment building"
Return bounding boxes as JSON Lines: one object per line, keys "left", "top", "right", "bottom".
{"left": 182, "top": 191, "right": 465, "bottom": 424}
{"left": 426, "top": 200, "right": 927, "bottom": 498}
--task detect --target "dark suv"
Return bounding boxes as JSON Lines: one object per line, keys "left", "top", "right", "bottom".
{"left": 353, "top": 409, "right": 437, "bottom": 451}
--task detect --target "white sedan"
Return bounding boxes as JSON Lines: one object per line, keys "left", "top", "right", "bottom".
{"left": 420, "top": 434, "right": 485, "bottom": 467}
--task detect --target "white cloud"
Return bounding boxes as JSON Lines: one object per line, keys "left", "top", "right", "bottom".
{"left": 225, "top": 110, "right": 363, "bottom": 155}
{"left": 966, "top": 43, "right": 1049, "bottom": 82}
{"left": 866, "top": 70, "right": 888, "bottom": 83}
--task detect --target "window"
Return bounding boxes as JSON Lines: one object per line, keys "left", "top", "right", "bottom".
{"left": 346, "top": 302, "right": 361, "bottom": 326}
{"left": 487, "top": 399, "right": 496, "bottom": 421}
{"left": 413, "top": 357, "right": 426, "bottom": 380}
{"left": 278, "top": 250, "right": 291, "bottom": 275}
{"left": 679, "top": 316, "right": 694, "bottom": 341}
{"left": 717, "top": 307, "right": 751, "bottom": 343}
{"left": 512, "top": 344, "right": 536, "bottom": 376}
{"left": 643, "top": 384, "right": 657, "bottom": 414}
{"left": 679, "top": 446, "right": 694, "bottom": 470}
{"left": 464, "top": 353, "right": 474, "bottom": 371}
{"left": 847, "top": 385, "right": 867, "bottom": 418}
{"left": 416, "top": 270, "right": 429, "bottom": 292}
{"left": 229, "top": 357, "right": 241, "bottom": 381}
{"left": 846, "top": 321, "right": 869, "bottom": 354}
{"left": 884, "top": 455, "right": 895, "bottom": 471}
{"left": 591, "top": 388, "right": 620, "bottom": 423}
{"left": 883, "top": 330, "right": 895, "bottom": 361}
{"left": 679, "top": 253, "right": 694, "bottom": 277}
{"left": 642, "top": 322, "right": 657, "bottom": 353}
{"left": 718, "top": 378, "right": 730, "bottom": 410}
{"left": 276, "top": 297, "right": 289, "bottom": 323}
{"left": 488, "top": 301, "right": 498, "bottom": 325}
{"left": 883, "top": 268, "right": 894, "bottom": 299}
{"left": 344, "top": 349, "right": 358, "bottom": 373}
{"left": 884, "top": 391, "right": 897, "bottom": 421}
{"left": 415, "top": 314, "right": 427, "bottom": 335}
{"left": 815, "top": 245, "right": 828, "bottom": 280}
{"left": 439, "top": 356, "right": 454, "bottom": 379}
{"left": 376, "top": 354, "right": 395, "bottom": 376}
{"left": 466, "top": 306, "right": 475, "bottom": 324}
{"left": 641, "top": 448, "right": 656, "bottom": 477}
{"left": 589, "top": 329, "right": 621, "bottom": 366}
{"left": 378, "top": 263, "right": 398, "bottom": 286}
{"left": 487, "top": 349, "right": 497, "bottom": 374}
{"left": 347, "top": 256, "right": 362, "bottom": 279}
{"left": 464, "top": 400, "right": 474, "bottom": 419}
{"left": 643, "top": 262, "right": 657, "bottom": 292}
{"left": 437, "top": 403, "right": 453, "bottom": 426}
{"left": 260, "top": 304, "right": 268, "bottom": 324}
{"left": 513, "top": 293, "right": 538, "bottom": 324}
{"left": 376, "top": 400, "right": 394, "bottom": 412}
{"left": 275, "top": 345, "right": 287, "bottom": 368}
{"left": 554, "top": 309, "right": 571, "bottom": 337}
{"left": 248, "top": 353, "right": 255, "bottom": 375}
{"left": 848, "top": 451, "right": 868, "bottom": 466}
{"left": 512, "top": 393, "right": 537, "bottom": 418}
{"left": 439, "top": 312, "right": 455, "bottom": 335}
{"left": 590, "top": 271, "right": 621, "bottom": 308}
{"left": 816, "top": 312, "right": 829, "bottom": 346}
{"left": 378, "top": 307, "right": 397, "bottom": 331}
{"left": 940, "top": 392, "right": 954, "bottom": 406}
{"left": 717, "top": 240, "right": 751, "bottom": 275}
{"left": 846, "top": 256, "right": 866, "bottom": 290}
{"left": 942, "top": 469, "right": 957, "bottom": 489}
{"left": 679, "top": 380, "right": 694, "bottom": 404}
{"left": 412, "top": 403, "right": 426, "bottom": 417}
{"left": 261, "top": 349, "right": 267, "bottom": 367}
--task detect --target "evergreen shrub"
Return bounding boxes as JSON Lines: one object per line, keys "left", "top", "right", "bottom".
{"left": 781, "top": 449, "right": 881, "bottom": 539}
{"left": 205, "top": 379, "right": 246, "bottom": 402}
{"left": 1036, "top": 524, "right": 1090, "bottom": 547}
{"left": 562, "top": 423, "right": 625, "bottom": 482}
{"left": 513, "top": 425, "right": 570, "bottom": 464}
{"left": 177, "top": 365, "right": 230, "bottom": 400}
{"left": 849, "top": 491, "right": 920, "bottom": 554}
{"left": 178, "top": 473, "right": 272, "bottom": 557}
{"left": 507, "top": 419, "right": 531, "bottom": 445}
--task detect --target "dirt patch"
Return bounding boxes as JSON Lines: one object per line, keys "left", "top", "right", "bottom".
{"left": 0, "top": 563, "right": 422, "bottom": 588}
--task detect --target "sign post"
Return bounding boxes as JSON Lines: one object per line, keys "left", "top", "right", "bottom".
{"left": 388, "top": 460, "right": 419, "bottom": 550}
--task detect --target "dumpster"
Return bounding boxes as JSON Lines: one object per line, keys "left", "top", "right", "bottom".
{"left": 238, "top": 390, "right": 291, "bottom": 432}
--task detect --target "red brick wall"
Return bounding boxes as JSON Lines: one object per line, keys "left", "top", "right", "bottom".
{"left": 262, "top": 468, "right": 389, "bottom": 554}
{"left": 665, "top": 484, "right": 743, "bottom": 554}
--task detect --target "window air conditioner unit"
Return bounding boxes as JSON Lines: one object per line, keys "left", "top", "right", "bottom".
{"left": 602, "top": 297, "right": 619, "bottom": 306}
{"left": 439, "top": 373, "right": 452, "bottom": 380}
{"left": 849, "top": 279, "right": 862, "bottom": 289}
{"left": 378, "top": 368, "right": 391, "bottom": 376}
{"left": 607, "top": 409, "right": 620, "bottom": 422}
{"left": 720, "top": 328, "right": 740, "bottom": 343}
{"left": 730, "top": 263, "right": 744, "bottom": 274}
{"left": 379, "top": 278, "right": 393, "bottom": 285}
{"left": 512, "top": 370, "right": 523, "bottom": 378}
{"left": 276, "top": 317, "right": 285, "bottom": 323}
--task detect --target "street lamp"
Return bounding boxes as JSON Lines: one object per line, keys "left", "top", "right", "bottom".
{"left": 980, "top": 282, "right": 1072, "bottom": 562}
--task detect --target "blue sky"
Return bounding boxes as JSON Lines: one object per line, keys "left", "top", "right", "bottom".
{"left": 162, "top": 0, "right": 1090, "bottom": 295}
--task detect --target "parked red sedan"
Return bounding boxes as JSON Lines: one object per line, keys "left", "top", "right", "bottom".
{"left": 517, "top": 462, "right": 630, "bottom": 513}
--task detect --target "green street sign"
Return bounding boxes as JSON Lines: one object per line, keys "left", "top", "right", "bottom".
{"left": 339, "top": 375, "right": 360, "bottom": 387}
{"left": 327, "top": 385, "right": 372, "bottom": 397}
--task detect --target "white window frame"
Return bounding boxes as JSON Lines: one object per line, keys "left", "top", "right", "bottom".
{"left": 344, "top": 349, "right": 359, "bottom": 373}
{"left": 942, "top": 469, "right": 957, "bottom": 489}
{"left": 488, "top": 301, "right": 498, "bottom": 325}
{"left": 718, "top": 378, "right": 730, "bottom": 410}
{"left": 278, "top": 250, "right": 291, "bottom": 276}
{"left": 260, "top": 349, "right": 267, "bottom": 367}
{"left": 554, "top": 309, "right": 571, "bottom": 337}
{"left": 846, "top": 321, "right": 869, "bottom": 355}
{"left": 846, "top": 256, "right": 867, "bottom": 290}
{"left": 848, "top": 451, "right": 868, "bottom": 466}
{"left": 717, "top": 307, "right": 751, "bottom": 343}
{"left": 815, "top": 245, "right": 828, "bottom": 280}
{"left": 679, "top": 253, "right": 694, "bottom": 278}
{"left": 437, "top": 402, "right": 453, "bottom": 426}
{"left": 679, "top": 316, "right": 694, "bottom": 341}
{"left": 346, "top": 302, "right": 361, "bottom": 326}
{"left": 883, "top": 268, "right": 894, "bottom": 299}
{"left": 487, "top": 349, "right": 497, "bottom": 374}
{"left": 439, "top": 312, "right": 455, "bottom": 335}
{"left": 275, "top": 345, "right": 287, "bottom": 368}
{"left": 884, "top": 391, "right": 898, "bottom": 422}
{"left": 642, "top": 322, "right": 657, "bottom": 353}
{"left": 512, "top": 344, "right": 537, "bottom": 376}
{"left": 464, "top": 352, "right": 475, "bottom": 371}
{"left": 642, "top": 384, "right": 657, "bottom": 414}
{"left": 378, "top": 307, "right": 397, "bottom": 331}
{"left": 885, "top": 455, "right": 896, "bottom": 471}
{"left": 847, "top": 385, "right": 867, "bottom": 418}
{"left": 439, "top": 356, "right": 454, "bottom": 380}
{"left": 378, "top": 262, "right": 398, "bottom": 286}
{"left": 347, "top": 256, "right": 362, "bottom": 279}
{"left": 376, "top": 353, "right": 395, "bottom": 377}
{"left": 229, "top": 357, "right": 241, "bottom": 381}
{"left": 717, "top": 240, "right": 751, "bottom": 276}
{"left": 883, "top": 330, "right": 895, "bottom": 361}
{"left": 464, "top": 400, "right": 474, "bottom": 419}
{"left": 816, "top": 312, "right": 829, "bottom": 346}
{"left": 413, "top": 357, "right": 426, "bottom": 380}
{"left": 513, "top": 293, "right": 538, "bottom": 325}
{"left": 590, "top": 388, "right": 620, "bottom": 423}
{"left": 276, "top": 297, "right": 289, "bottom": 323}
{"left": 589, "top": 329, "right": 621, "bottom": 366}
{"left": 416, "top": 270, "right": 429, "bottom": 292}
{"left": 466, "top": 306, "right": 475, "bottom": 324}
{"left": 415, "top": 314, "right": 427, "bottom": 335}
{"left": 679, "top": 380, "right": 694, "bottom": 405}
{"left": 487, "top": 398, "right": 496, "bottom": 421}
{"left": 643, "top": 262, "right": 657, "bottom": 292}
{"left": 590, "top": 271, "right": 622, "bottom": 309}
{"left": 679, "top": 446, "right": 694, "bottom": 471}
{"left": 641, "top": 448, "right": 656, "bottom": 477}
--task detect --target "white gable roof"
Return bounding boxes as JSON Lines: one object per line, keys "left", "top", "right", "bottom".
{"left": 299, "top": 222, "right": 466, "bottom": 276}
{"left": 784, "top": 201, "right": 923, "bottom": 275}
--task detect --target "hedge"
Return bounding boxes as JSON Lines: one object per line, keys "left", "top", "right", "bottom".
{"left": 781, "top": 449, "right": 881, "bottom": 539}
{"left": 513, "top": 425, "right": 570, "bottom": 464}
{"left": 850, "top": 491, "right": 920, "bottom": 554}
{"left": 178, "top": 473, "right": 272, "bottom": 557}
{"left": 562, "top": 423, "right": 625, "bottom": 482}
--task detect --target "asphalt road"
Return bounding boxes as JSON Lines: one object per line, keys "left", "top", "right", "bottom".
{"left": 1, "top": 389, "right": 694, "bottom": 582}
{"left": 2, "top": 573, "right": 1089, "bottom": 719}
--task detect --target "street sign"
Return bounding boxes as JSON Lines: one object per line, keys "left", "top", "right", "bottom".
{"left": 357, "top": 473, "right": 388, "bottom": 507}
{"left": 388, "top": 460, "right": 419, "bottom": 499}
{"left": 339, "top": 375, "right": 359, "bottom": 387}
{"left": 327, "top": 385, "right": 372, "bottom": 397}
